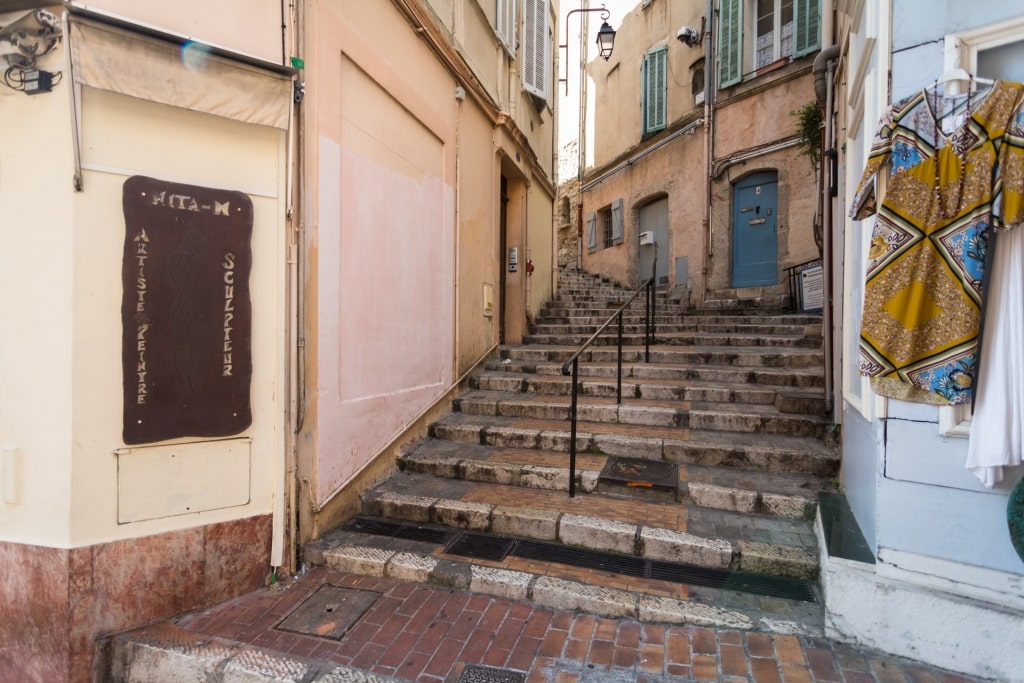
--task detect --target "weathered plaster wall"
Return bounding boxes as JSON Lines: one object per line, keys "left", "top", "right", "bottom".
{"left": 83, "top": 0, "right": 284, "bottom": 64}
{"left": 590, "top": 0, "right": 706, "bottom": 169}
{"left": 582, "top": 130, "right": 706, "bottom": 294}
{"left": 0, "top": 46, "right": 75, "bottom": 546}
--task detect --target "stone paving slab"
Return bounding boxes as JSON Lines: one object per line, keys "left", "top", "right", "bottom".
{"left": 109, "top": 568, "right": 990, "bottom": 683}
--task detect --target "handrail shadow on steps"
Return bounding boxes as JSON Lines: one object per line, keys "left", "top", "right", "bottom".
{"left": 559, "top": 277, "right": 656, "bottom": 497}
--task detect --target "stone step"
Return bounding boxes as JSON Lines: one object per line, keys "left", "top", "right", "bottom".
{"left": 303, "top": 526, "right": 823, "bottom": 635}
{"left": 538, "top": 308, "right": 820, "bottom": 327}
{"left": 452, "top": 391, "right": 830, "bottom": 438}
{"left": 429, "top": 413, "right": 840, "bottom": 477}
{"left": 350, "top": 470, "right": 820, "bottom": 582}
{"left": 399, "top": 440, "right": 827, "bottom": 520}
{"left": 532, "top": 320, "right": 821, "bottom": 335}
{"left": 485, "top": 359, "right": 826, "bottom": 389}
{"left": 470, "top": 371, "right": 826, "bottom": 413}
{"left": 500, "top": 344, "right": 824, "bottom": 370}
{"left": 523, "top": 331, "right": 821, "bottom": 349}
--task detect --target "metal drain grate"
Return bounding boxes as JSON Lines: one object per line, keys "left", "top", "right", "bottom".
{"left": 458, "top": 665, "right": 527, "bottom": 683}
{"left": 343, "top": 517, "right": 457, "bottom": 545}
{"left": 445, "top": 532, "right": 515, "bottom": 561}
{"left": 649, "top": 563, "right": 816, "bottom": 602}
{"left": 599, "top": 456, "right": 678, "bottom": 492}
{"left": 514, "top": 540, "right": 647, "bottom": 575}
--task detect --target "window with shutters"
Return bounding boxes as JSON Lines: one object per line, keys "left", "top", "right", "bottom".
{"left": 496, "top": 0, "right": 517, "bottom": 57}
{"left": 521, "top": 0, "right": 549, "bottom": 99}
{"left": 718, "top": 0, "right": 819, "bottom": 88}
{"left": 642, "top": 46, "right": 668, "bottom": 136}
{"left": 587, "top": 200, "right": 625, "bottom": 252}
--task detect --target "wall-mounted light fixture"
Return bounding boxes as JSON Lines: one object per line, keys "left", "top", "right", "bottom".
{"left": 558, "top": 4, "right": 616, "bottom": 96}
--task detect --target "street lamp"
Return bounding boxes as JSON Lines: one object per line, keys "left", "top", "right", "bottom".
{"left": 558, "top": 5, "right": 617, "bottom": 96}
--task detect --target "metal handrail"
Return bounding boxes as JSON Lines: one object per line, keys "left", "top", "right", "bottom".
{"left": 560, "top": 277, "right": 655, "bottom": 497}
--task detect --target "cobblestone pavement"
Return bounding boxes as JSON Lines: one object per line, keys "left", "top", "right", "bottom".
{"left": 135, "top": 567, "right": 988, "bottom": 683}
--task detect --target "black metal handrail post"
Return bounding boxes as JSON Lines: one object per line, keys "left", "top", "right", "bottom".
{"left": 561, "top": 278, "right": 653, "bottom": 497}
{"left": 616, "top": 311, "right": 623, "bottom": 403}
{"left": 568, "top": 357, "right": 579, "bottom": 498}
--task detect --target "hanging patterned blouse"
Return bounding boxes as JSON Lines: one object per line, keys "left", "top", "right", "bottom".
{"left": 850, "top": 79, "right": 1024, "bottom": 405}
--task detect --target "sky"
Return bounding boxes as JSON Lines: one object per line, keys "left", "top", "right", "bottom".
{"left": 556, "top": 0, "right": 638, "bottom": 181}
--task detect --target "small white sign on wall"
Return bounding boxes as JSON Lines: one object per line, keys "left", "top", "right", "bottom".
{"left": 800, "top": 264, "right": 824, "bottom": 312}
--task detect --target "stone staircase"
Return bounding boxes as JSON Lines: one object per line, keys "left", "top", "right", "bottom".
{"left": 306, "top": 269, "right": 838, "bottom": 635}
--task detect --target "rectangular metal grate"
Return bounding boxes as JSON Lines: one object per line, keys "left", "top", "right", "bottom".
{"left": 343, "top": 517, "right": 458, "bottom": 545}
{"left": 458, "top": 665, "right": 527, "bottom": 683}
{"left": 445, "top": 532, "right": 515, "bottom": 561}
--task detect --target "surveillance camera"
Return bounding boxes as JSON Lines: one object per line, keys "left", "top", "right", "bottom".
{"left": 0, "top": 9, "right": 61, "bottom": 61}
{"left": 676, "top": 26, "right": 701, "bottom": 48}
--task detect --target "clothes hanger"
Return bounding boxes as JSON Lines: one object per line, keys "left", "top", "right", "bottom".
{"left": 934, "top": 68, "right": 995, "bottom": 91}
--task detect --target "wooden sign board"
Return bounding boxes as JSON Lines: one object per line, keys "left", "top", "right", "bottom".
{"left": 121, "top": 176, "right": 253, "bottom": 445}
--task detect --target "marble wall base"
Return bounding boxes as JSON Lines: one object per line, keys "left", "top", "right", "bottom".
{"left": 0, "top": 514, "right": 272, "bottom": 682}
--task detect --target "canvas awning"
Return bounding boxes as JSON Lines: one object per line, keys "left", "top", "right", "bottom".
{"left": 68, "top": 12, "right": 293, "bottom": 130}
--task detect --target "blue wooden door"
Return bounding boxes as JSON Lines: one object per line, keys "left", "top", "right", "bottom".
{"left": 732, "top": 172, "right": 778, "bottom": 287}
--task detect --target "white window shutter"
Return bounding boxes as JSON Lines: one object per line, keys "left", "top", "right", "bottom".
{"left": 496, "top": 0, "right": 517, "bottom": 56}
{"left": 793, "top": 0, "right": 820, "bottom": 58}
{"left": 718, "top": 0, "right": 742, "bottom": 88}
{"left": 522, "top": 0, "right": 549, "bottom": 99}
{"left": 611, "top": 199, "right": 624, "bottom": 244}
{"left": 586, "top": 212, "right": 597, "bottom": 251}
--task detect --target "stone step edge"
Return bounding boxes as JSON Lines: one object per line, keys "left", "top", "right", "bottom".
{"left": 429, "top": 418, "right": 840, "bottom": 477}
{"left": 361, "top": 491, "right": 818, "bottom": 580}
{"left": 476, "top": 369, "right": 825, "bottom": 396}
{"left": 399, "top": 452, "right": 818, "bottom": 520}
{"left": 487, "top": 359, "right": 826, "bottom": 379}
{"left": 471, "top": 375, "right": 826, "bottom": 412}
{"left": 312, "top": 543, "right": 817, "bottom": 636}
{"left": 109, "top": 622, "right": 401, "bottom": 683}
{"left": 452, "top": 394, "right": 830, "bottom": 436}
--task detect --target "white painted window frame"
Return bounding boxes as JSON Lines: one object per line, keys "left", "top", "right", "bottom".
{"left": 843, "top": 0, "right": 887, "bottom": 423}
{"left": 496, "top": 0, "right": 517, "bottom": 57}
{"left": 938, "top": 14, "right": 1024, "bottom": 436}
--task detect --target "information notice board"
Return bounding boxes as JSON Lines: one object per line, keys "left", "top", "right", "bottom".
{"left": 121, "top": 176, "right": 253, "bottom": 445}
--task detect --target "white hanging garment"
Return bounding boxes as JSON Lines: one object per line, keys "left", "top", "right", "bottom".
{"left": 966, "top": 225, "right": 1024, "bottom": 487}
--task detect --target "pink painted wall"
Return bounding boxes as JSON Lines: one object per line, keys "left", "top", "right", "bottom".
{"left": 310, "top": 5, "right": 456, "bottom": 505}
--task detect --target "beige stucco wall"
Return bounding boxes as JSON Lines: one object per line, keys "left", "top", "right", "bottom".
{"left": 583, "top": 128, "right": 706, "bottom": 293}
{"left": 591, "top": 0, "right": 706, "bottom": 169}
{"left": 0, "top": 46, "right": 76, "bottom": 546}
{"left": 0, "top": 19, "right": 289, "bottom": 548}
{"left": 81, "top": 0, "right": 285, "bottom": 65}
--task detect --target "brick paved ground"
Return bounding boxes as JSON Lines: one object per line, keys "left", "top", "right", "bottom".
{"left": 163, "top": 567, "right": 986, "bottom": 683}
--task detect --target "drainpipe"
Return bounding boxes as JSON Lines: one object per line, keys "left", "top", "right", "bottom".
{"left": 814, "top": 39, "right": 839, "bottom": 419}
{"left": 703, "top": 0, "right": 716, "bottom": 306}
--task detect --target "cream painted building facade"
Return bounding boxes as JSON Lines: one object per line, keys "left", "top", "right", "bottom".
{"left": 0, "top": 0, "right": 558, "bottom": 680}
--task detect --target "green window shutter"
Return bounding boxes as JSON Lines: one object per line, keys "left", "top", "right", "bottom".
{"left": 611, "top": 199, "right": 624, "bottom": 244}
{"left": 794, "top": 0, "right": 820, "bottom": 58}
{"left": 718, "top": 0, "right": 742, "bottom": 88}
{"left": 522, "top": 0, "right": 549, "bottom": 98}
{"left": 643, "top": 47, "right": 667, "bottom": 134}
{"left": 586, "top": 212, "right": 597, "bottom": 251}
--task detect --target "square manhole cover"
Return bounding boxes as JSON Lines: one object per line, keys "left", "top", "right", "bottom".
{"left": 599, "top": 456, "right": 678, "bottom": 491}
{"left": 275, "top": 584, "right": 380, "bottom": 640}
{"left": 458, "top": 665, "right": 527, "bottom": 683}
